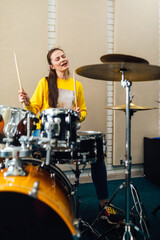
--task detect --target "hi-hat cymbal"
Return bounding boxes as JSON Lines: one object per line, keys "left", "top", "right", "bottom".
{"left": 76, "top": 63, "right": 160, "bottom": 82}
{"left": 100, "top": 54, "right": 149, "bottom": 64}
{"left": 105, "top": 103, "right": 157, "bottom": 112}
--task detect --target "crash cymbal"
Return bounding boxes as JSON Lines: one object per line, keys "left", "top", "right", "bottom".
{"left": 105, "top": 103, "right": 157, "bottom": 112}
{"left": 76, "top": 63, "right": 160, "bottom": 82}
{"left": 100, "top": 54, "right": 149, "bottom": 64}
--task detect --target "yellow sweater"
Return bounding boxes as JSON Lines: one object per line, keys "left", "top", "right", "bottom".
{"left": 25, "top": 77, "right": 87, "bottom": 128}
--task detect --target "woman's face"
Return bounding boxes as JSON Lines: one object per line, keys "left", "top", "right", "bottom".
{"left": 50, "top": 50, "right": 69, "bottom": 72}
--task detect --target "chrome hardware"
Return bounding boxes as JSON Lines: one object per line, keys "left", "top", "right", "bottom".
{"left": 29, "top": 181, "right": 39, "bottom": 198}
{"left": 76, "top": 122, "right": 81, "bottom": 130}
{"left": 73, "top": 218, "right": 81, "bottom": 238}
{"left": 4, "top": 149, "right": 27, "bottom": 177}
{"left": 80, "top": 152, "right": 89, "bottom": 163}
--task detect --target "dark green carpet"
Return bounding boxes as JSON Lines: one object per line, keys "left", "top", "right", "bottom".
{"left": 78, "top": 177, "right": 160, "bottom": 240}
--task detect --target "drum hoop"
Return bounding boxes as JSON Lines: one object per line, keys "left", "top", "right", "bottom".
{"left": 77, "top": 131, "right": 106, "bottom": 139}
{"left": 40, "top": 108, "right": 78, "bottom": 118}
{"left": 21, "top": 158, "right": 75, "bottom": 206}
{"left": 0, "top": 105, "right": 36, "bottom": 119}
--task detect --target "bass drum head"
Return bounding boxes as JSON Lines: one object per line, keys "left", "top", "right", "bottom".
{"left": 0, "top": 158, "right": 77, "bottom": 240}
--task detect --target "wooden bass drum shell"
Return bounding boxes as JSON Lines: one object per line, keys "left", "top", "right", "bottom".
{"left": 0, "top": 158, "right": 77, "bottom": 240}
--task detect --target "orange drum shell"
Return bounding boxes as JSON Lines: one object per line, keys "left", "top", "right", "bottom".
{"left": 0, "top": 163, "right": 76, "bottom": 236}
{"left": 0, "top": 120, "right": 4, "bottom": 135}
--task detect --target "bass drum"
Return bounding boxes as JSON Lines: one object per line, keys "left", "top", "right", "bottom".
{"left": 0, "top": 158, "right": 79, "bottom": 240}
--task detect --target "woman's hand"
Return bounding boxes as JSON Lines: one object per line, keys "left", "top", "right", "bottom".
{"left": 18, "top": 89, "right": 30, "bottom": 106}
{"left": 74, "top": 107, "right": 81, "bottom": 118}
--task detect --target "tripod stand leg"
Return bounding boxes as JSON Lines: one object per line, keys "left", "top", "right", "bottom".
{"left": 130, "top": 183, "right": 150, "bottom": 239}
{"left": 123, "top": 225, "right": 134, "bottom": 240}
{"left": 80, "top": 219, "right": 105, "bottom": 239}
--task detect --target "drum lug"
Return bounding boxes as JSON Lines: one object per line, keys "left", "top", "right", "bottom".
{"left": 80, "top": 152, "right": 89, "bottom": 163}
{"left": 22, "top": 119, "right": 27, "bottom": 125}
{"left": 29, "top": 181, "right": 39, "bottom": 198}
{"left": 53, "top": 117, "right": 61, "bottom": 137}
{"left": 103, "top": 139, "right": 107, "bottom": 157}
{"left": 65, "top": 115, "right": 70, "bottom": 124}
{"left": 44, "top": 116, "right": 61, "bottom": 138}
{"left": 65, "top": 131, "right": 70, "bottom": 146}
{"left": 103, "top": 145, "right": 107, "bottom": 157}
{"left": 94, "top": 143, "right": 97, "bottom": 158}
{"left": 70, "top": 190, "right": 75, "bottom": 196}
{"left": 73, "top": 218, "right": 81, "bottom": 238}
{"left": 76, "top": 122, "right": 81, "bottom": 130}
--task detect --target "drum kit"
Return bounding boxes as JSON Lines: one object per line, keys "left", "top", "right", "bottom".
{"left": 0, "top": 53, "right": 159, "bottom": 239}
{"left": 0, "top": 105, "right": 106, "bottom": 239}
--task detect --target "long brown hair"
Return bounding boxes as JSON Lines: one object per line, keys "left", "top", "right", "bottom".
{"left": 46, "top": 48, "right": 63, "bottom": 107}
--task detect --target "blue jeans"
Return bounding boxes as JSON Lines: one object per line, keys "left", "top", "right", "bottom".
{"left": 32, "top": 129, "right": 109, "bottom": 200}
{"left": 91, "top": 160, "right": 109, "bottom": 200}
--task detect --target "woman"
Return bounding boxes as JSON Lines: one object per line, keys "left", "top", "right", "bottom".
{"left": 19, "top": 48, "right": 121, "bottom": 224}
{"left": 19, "top": 48, "right": 86, "bottom": 125}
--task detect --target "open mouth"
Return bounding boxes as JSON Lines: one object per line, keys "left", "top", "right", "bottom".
{"left": 61, "top": 62, "right": 68, "bottom": 67}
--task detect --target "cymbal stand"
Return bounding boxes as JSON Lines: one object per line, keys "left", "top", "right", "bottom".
{"left": 82, "top": 72, "right": 150, "bottom": 239}
{"left": 120, "top": 71, "right": 132, "bottom": 239}
{"left": 121, "top": 71, "right": 150, "bottom": 240}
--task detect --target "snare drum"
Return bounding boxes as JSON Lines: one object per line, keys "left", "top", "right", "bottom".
{"left": 0, "top": 105, "right": 37, "bottom": 146}
{"left": 52, "top": 131, "right": 107, "bottom": 164}
{"left": 0, "top": 158, "right": 78, "bottom": 239}
{"left": 40, "top": 108, "right": 80, "bottom": 151}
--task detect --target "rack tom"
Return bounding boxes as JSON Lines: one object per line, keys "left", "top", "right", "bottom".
{"left": 0, "top": 105, "right": 37, "bottom": 146}
{"left": 40, "top": 108, "right": 80, "bottom": 151}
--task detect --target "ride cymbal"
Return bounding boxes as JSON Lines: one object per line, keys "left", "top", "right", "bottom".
{"left": 105, "top": 103, "right": 157, "bottom": 112}
{"left": 76, "top": 63, "right": 160, "bottom": 82}
{"left": 100, "top": 54, "right": 149, "bottom": 64}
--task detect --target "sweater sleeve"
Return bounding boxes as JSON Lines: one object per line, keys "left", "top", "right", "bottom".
{"left": 77, "top": 82, "right": 87, "bottom": 122}
{"left": 25, "top": 78, "right": 45, "bottom": 116}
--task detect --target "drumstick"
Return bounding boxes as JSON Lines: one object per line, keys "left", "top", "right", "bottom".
{"left": 73, "top": 69, "right": 77, "bottom": 108}
{"left": 14, "top": 51, "right": 25, "bottom": 108}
